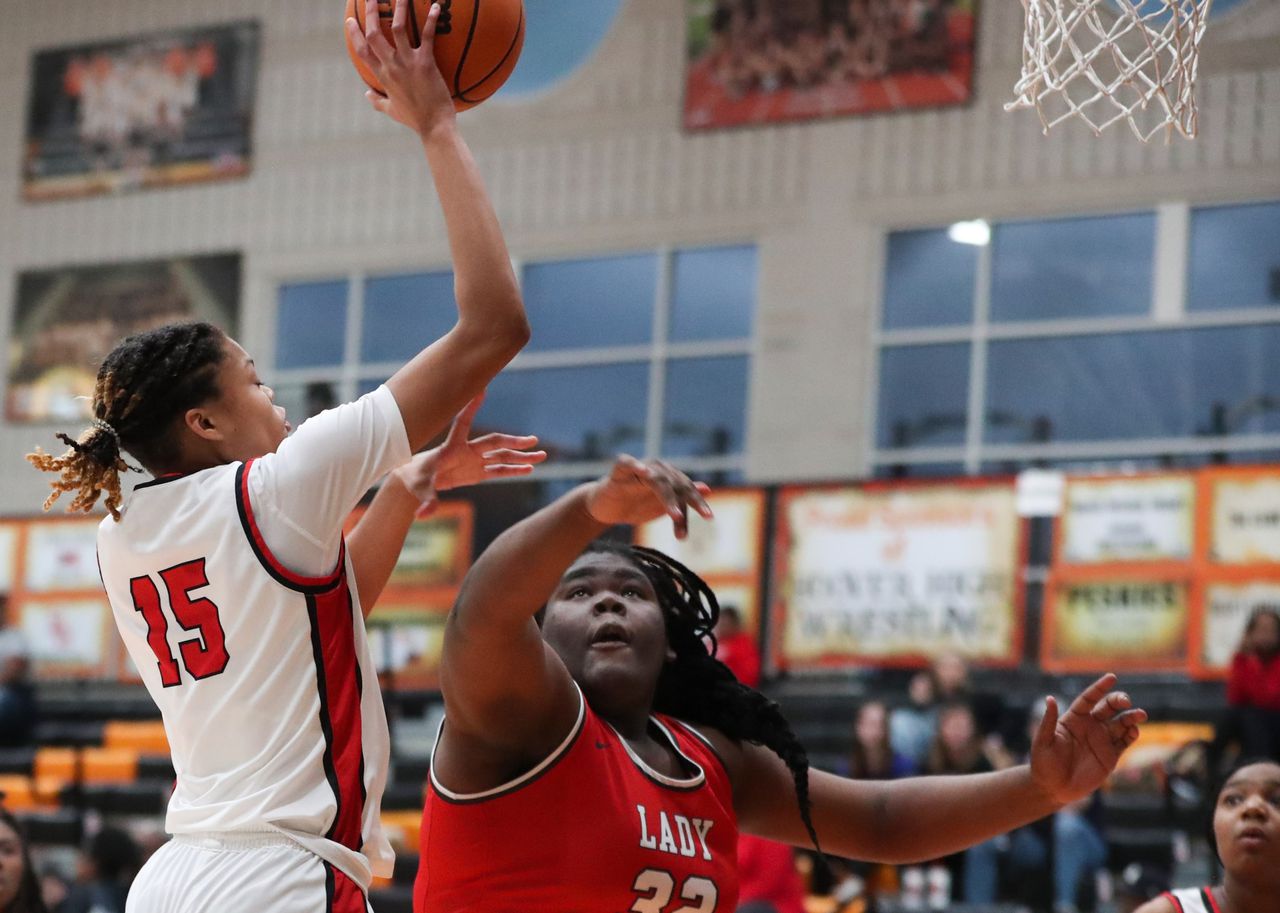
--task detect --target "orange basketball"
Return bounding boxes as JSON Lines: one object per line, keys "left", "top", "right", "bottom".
{"left": 344, "top": 0, "right": 525, "bottom": 112}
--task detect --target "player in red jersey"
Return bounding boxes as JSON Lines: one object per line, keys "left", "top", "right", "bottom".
{"left": 1133, "top": 759, "right": 1280, "bottom": 913}
{"left": 415, "top": 456, "right": 1148, "bottom": 913}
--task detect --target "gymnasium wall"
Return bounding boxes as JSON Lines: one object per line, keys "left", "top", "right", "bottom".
{"left": 0, "top": 0, "right": 1277, "bottom": 516}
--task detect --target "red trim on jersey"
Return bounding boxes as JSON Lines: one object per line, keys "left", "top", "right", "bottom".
{"left": 1202, "top": 888, "right": 1223, "bottom": 913}
{"left": 310, "top": 584, "right": 366, "bottom": 852}
{"left": 237, "top": 460, "right": 344, "bottom": 591}
{"left": 328, "top": 864, "right": 367, "bottom": 913}
{"left": 1162, "top": 891, "right": 1185, "bottom": 913}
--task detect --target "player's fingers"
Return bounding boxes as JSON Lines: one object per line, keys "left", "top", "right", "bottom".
{"left": 1032, "top": 696, "right": 1059, "bottom": 752}
{"left": 481, "top": 449, "right": 548, "bottom": 464}
{"left": 483, "top": 464, "right": 538, "bottom": 477}
{"left": 1064, "top": 673, "right": 1117, "bottom": 719}
{"left": 1090, "top": 690, "right": 1132, "bottom": 723}
{"left": 365, "top": 90, "right": 392, "bottom": 114}
{"left": 391, "top": 0, "right": 411, "bottom": 49}
{"left": 474, "top": 433, "right": 539, "bottom": 450}
{"left": 447, "top": 395, "right": 484, "bottom": 441}
{"left": 363, "top": 0, "right": 395, "bottom": 60}
{"left": 419, "top": 2, "right": 442, "bottom": 54}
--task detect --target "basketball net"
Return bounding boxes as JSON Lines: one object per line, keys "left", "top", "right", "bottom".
{"left": 1006, "top": 0, "right": 1213, "bottom": 142}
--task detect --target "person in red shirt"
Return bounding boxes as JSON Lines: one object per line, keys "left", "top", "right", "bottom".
{"left": 415, "top": 457, "right": 1147, "bottom": 913}
{"left": 1226, "top": 608, "right": 1280, "bottom": 762}
{"left": 713, "top": 606, "right": 760, "bottom": 688}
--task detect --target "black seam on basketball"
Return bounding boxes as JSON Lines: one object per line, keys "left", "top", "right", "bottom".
{"left": 459, "top": 3, "right": 523, "bottom": 98}
{"left": 453, "top": 0, "right": 482, "bottom": 99}
{"left": 408, "top": 0, "right": 421, "bottom": 47}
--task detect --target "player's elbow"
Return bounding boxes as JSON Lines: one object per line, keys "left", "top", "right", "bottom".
{"left": 458, "top": 303, "right": 531, "bottom": 361}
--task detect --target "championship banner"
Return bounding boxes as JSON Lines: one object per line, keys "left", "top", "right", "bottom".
{"left": 1205, "top": 469, "right": 1280, "bottom": 565}
{"left": 772, "top": 483, "right": 1023, "bottom": 670}
{"left": 1058, "top": 475, "right": 1196, "bottom": 566}
{"left": 1194, "top": 579, "right": 1280, "bottom": 676}
{"left": 1042, "top": 579, "right": 1189, "bottom": 672}
{"left": 636, "top": 489, "right": 767, "bottom": 634}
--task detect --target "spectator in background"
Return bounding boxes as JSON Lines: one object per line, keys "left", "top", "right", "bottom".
{"left": 932, "top": 652, "right": 1007, "bottom": 746}
{"left": 714, "top": 605, "right": 761, "bottom": 688}
{"left": 848, "top": 700, "right": 917, "bottom": 780}
{"left": 919, "top": 702, "right": 1011, "bottom": 905}
{"left": 966, "top": 700, "right": 1109, "bottom": 913}
{"left": 0, "top": 808, "right": 49, "bottom": 913}
{"left": 1226, "top": 607, "right": 1280, "bottom": 762}
{"left": 56, "top": 827, "right": 140, "bottom": 913}
{"left": 0, "top": 613, "right": 37, "bottom": 747}
{"left": 890, "top": 669, "right": 938, "bottom": 767}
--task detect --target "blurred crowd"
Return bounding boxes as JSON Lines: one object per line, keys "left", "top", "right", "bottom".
{"left": 701, "top": 0, "right": 954, "bottom": 98}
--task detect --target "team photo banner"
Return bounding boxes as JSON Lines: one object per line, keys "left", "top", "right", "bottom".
{"left": 1205, "top": 468, "right": 1280, "bottom": 565}
{"left": 772, "top": 482, "right": 1022, "bottom": 670}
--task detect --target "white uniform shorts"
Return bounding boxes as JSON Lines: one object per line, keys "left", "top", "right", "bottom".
{"left": 126, "top": 833, "right": 372, "bottom": 913}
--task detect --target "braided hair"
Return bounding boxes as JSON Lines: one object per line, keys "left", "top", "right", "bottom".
{"left": 26, "top": 322, "right": 228, "bottom": 521}
{"left": 583, "top": 539, "right": 822, "bottom": 853}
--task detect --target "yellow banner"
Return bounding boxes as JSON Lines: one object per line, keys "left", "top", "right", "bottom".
{"left": 1210, "top": 474, "right": 1280, "bottom": 564}
{"left": 1048, "top": 580, "right": 1188, "bottom": 668}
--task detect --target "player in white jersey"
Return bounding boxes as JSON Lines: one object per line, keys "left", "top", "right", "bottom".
{"left": 1133, "top": 760, "right": 1279, "bottom": 913}
{"left": 28, "top": 2, "right": 534, "bottom": 909}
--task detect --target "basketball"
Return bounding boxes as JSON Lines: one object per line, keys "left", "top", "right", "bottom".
{"left": 344, "top": 0, "right": 525, "bottom": 112}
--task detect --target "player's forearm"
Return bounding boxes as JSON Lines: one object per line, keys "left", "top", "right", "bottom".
{"left": 347, "top": 475, "right": 420, "bottom": 616}
{"left": 822, "top": 767, "right": 1059, "bottom": 863}
{"left": 419, "top": 124, "right": 527, "bottom": 340}
{"left": 451, "top": 485, "right": 605, "bottom": 630}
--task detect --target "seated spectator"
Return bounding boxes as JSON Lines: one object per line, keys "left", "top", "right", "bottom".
{"left": 889, "top": 670, "right": 938, "bottom": 767}
{"left": 714, "top": 606, "right": 761, "bottom": 688}
{"left": 932, "top": 652, "right": 1008, "bottom": 748}
{"left": 0, "top": 808, "right": 49, "bottom": 913}
{"left": 848, "top": 700, "right": 916, "bottom": 780}
{"left": 1226, "top": 607, "right": 1280, "bottom": 762}
{"left": 966, "top": 700, "right": 1109, "bottom": 913}
{"left": 0, "top": 617, "right": 36, "bottom": 747}
{"left": 56, "top": 827, "right": 140, "bottom": 913}
{"left": 919, "top": 702, "right": 1010, "bottom": 904}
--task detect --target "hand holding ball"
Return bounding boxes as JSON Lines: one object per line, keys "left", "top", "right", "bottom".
{"left": 345, "top": 0, "right": 525, "bottom": 113}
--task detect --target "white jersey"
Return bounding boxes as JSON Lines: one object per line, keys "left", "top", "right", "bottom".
{"left": 1164, "top": 888, "right": 1219, "bottom": 913}
{"left": 98, "top": 386, "right": 411, "bottom": 891}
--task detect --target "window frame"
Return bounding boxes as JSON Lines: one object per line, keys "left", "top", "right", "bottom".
{"left": 266, "top": 245, "right": 758, "bottom": 483}
{"left": 870, "top": 200, "right": 1280, "bottom": 474}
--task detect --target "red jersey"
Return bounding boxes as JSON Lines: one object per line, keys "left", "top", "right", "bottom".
{"left": 415, "top": 691, "right": 740, "bottom": 913}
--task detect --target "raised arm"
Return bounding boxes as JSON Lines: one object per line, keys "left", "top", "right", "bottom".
{"left": 346, "top": 396, "right": 545, "bottom": 614}
{"left": 434, "top": 458, "right": 712, "bottom": 786}
{"left": 720, "top": 674, "right": 1144, "bottom": 862}
{"left": 346, "top": 0, "right": 530, "bottom": 452}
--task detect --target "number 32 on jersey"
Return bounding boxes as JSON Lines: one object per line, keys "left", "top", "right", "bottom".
{"left": 129, "top": 558, "right": 229, "bottom": 687}
{"left": 628, "top": 868, "right": 718, "bottom": 913}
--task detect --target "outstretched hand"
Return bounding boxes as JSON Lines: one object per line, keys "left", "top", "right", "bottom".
{"left": 585, "top": 456, "right": 713, "bottom": 539}
{"left": 345, "top": 0, "right": 455, "bottom": 134}
{"left": 392, "top": 395, "right": 546, "bottom": 517}
{"left": 1029, "top": 673, "right": 1147, "bottom": 806}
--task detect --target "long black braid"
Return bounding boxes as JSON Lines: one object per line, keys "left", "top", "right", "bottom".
{"left": 584, "top": 539, "right": 823, "bottom": 853}
{"left": 28, "top": 322, "right": 228, "bottom": 520}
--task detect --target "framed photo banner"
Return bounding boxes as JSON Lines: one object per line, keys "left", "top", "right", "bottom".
{"left": 23, "top": 21, "right": 259, "bottom": 200}
{"left": 771, "top": 481, "right": 1023, "bottom": 671}
{"left": 1041, "top": 577, "right": 1191, "bottom": 673}
{"left": 1056, "top": 474, "right": 1196, "bottom": 568}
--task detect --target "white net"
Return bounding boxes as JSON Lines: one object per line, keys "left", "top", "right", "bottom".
{"left": 1006, "top": 0, "right": 1213, "bottom": 142}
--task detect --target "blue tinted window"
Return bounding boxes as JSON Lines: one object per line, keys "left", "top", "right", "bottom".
{"left": 362, "top": 272, "right": 456, "bottom": 363}
{"left": 522, "top": 255, "right": 656, "bottom": 351}
{"left": 276, "top": 281, "right": 347, "bottom": 369}
{"left": 990, "top": 214, "right": 1155, "bottom": 321}
{"left": 877, "top": 344, "right": 970, "bottom": 448}
{"left": 669, "top": 246, "right": 756, "bottom": 342}
{"left": 662, "top": 356, "right": 749, "bottom": 457}
{"left": 883, "top": 229, "right": 978, "bottom": 329}
{"left": 986, "top": 325, "right": 1280, "bottom": 443}
{"left": 1188, "top": 201, "right": 1280, "bottom": 311}
{"left": 480, "top": 364, "right": 649, "bottom": 460}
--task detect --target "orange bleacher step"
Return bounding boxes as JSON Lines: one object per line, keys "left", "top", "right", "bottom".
{"left": 103, "top": 721, "right": 170, "bottom": 755}
{"left": 35, "top": 747, "right": 140, "bottom": 785}
{"left": 380, "top": 810, "right": 422, "bottom": 854}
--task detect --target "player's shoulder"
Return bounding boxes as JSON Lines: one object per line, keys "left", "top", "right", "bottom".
{"left": 667, "top": 721, "right": 743, "bottom": 784}
{"left": 1132, "top": 895, "right": 1181, "bottom": 913}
